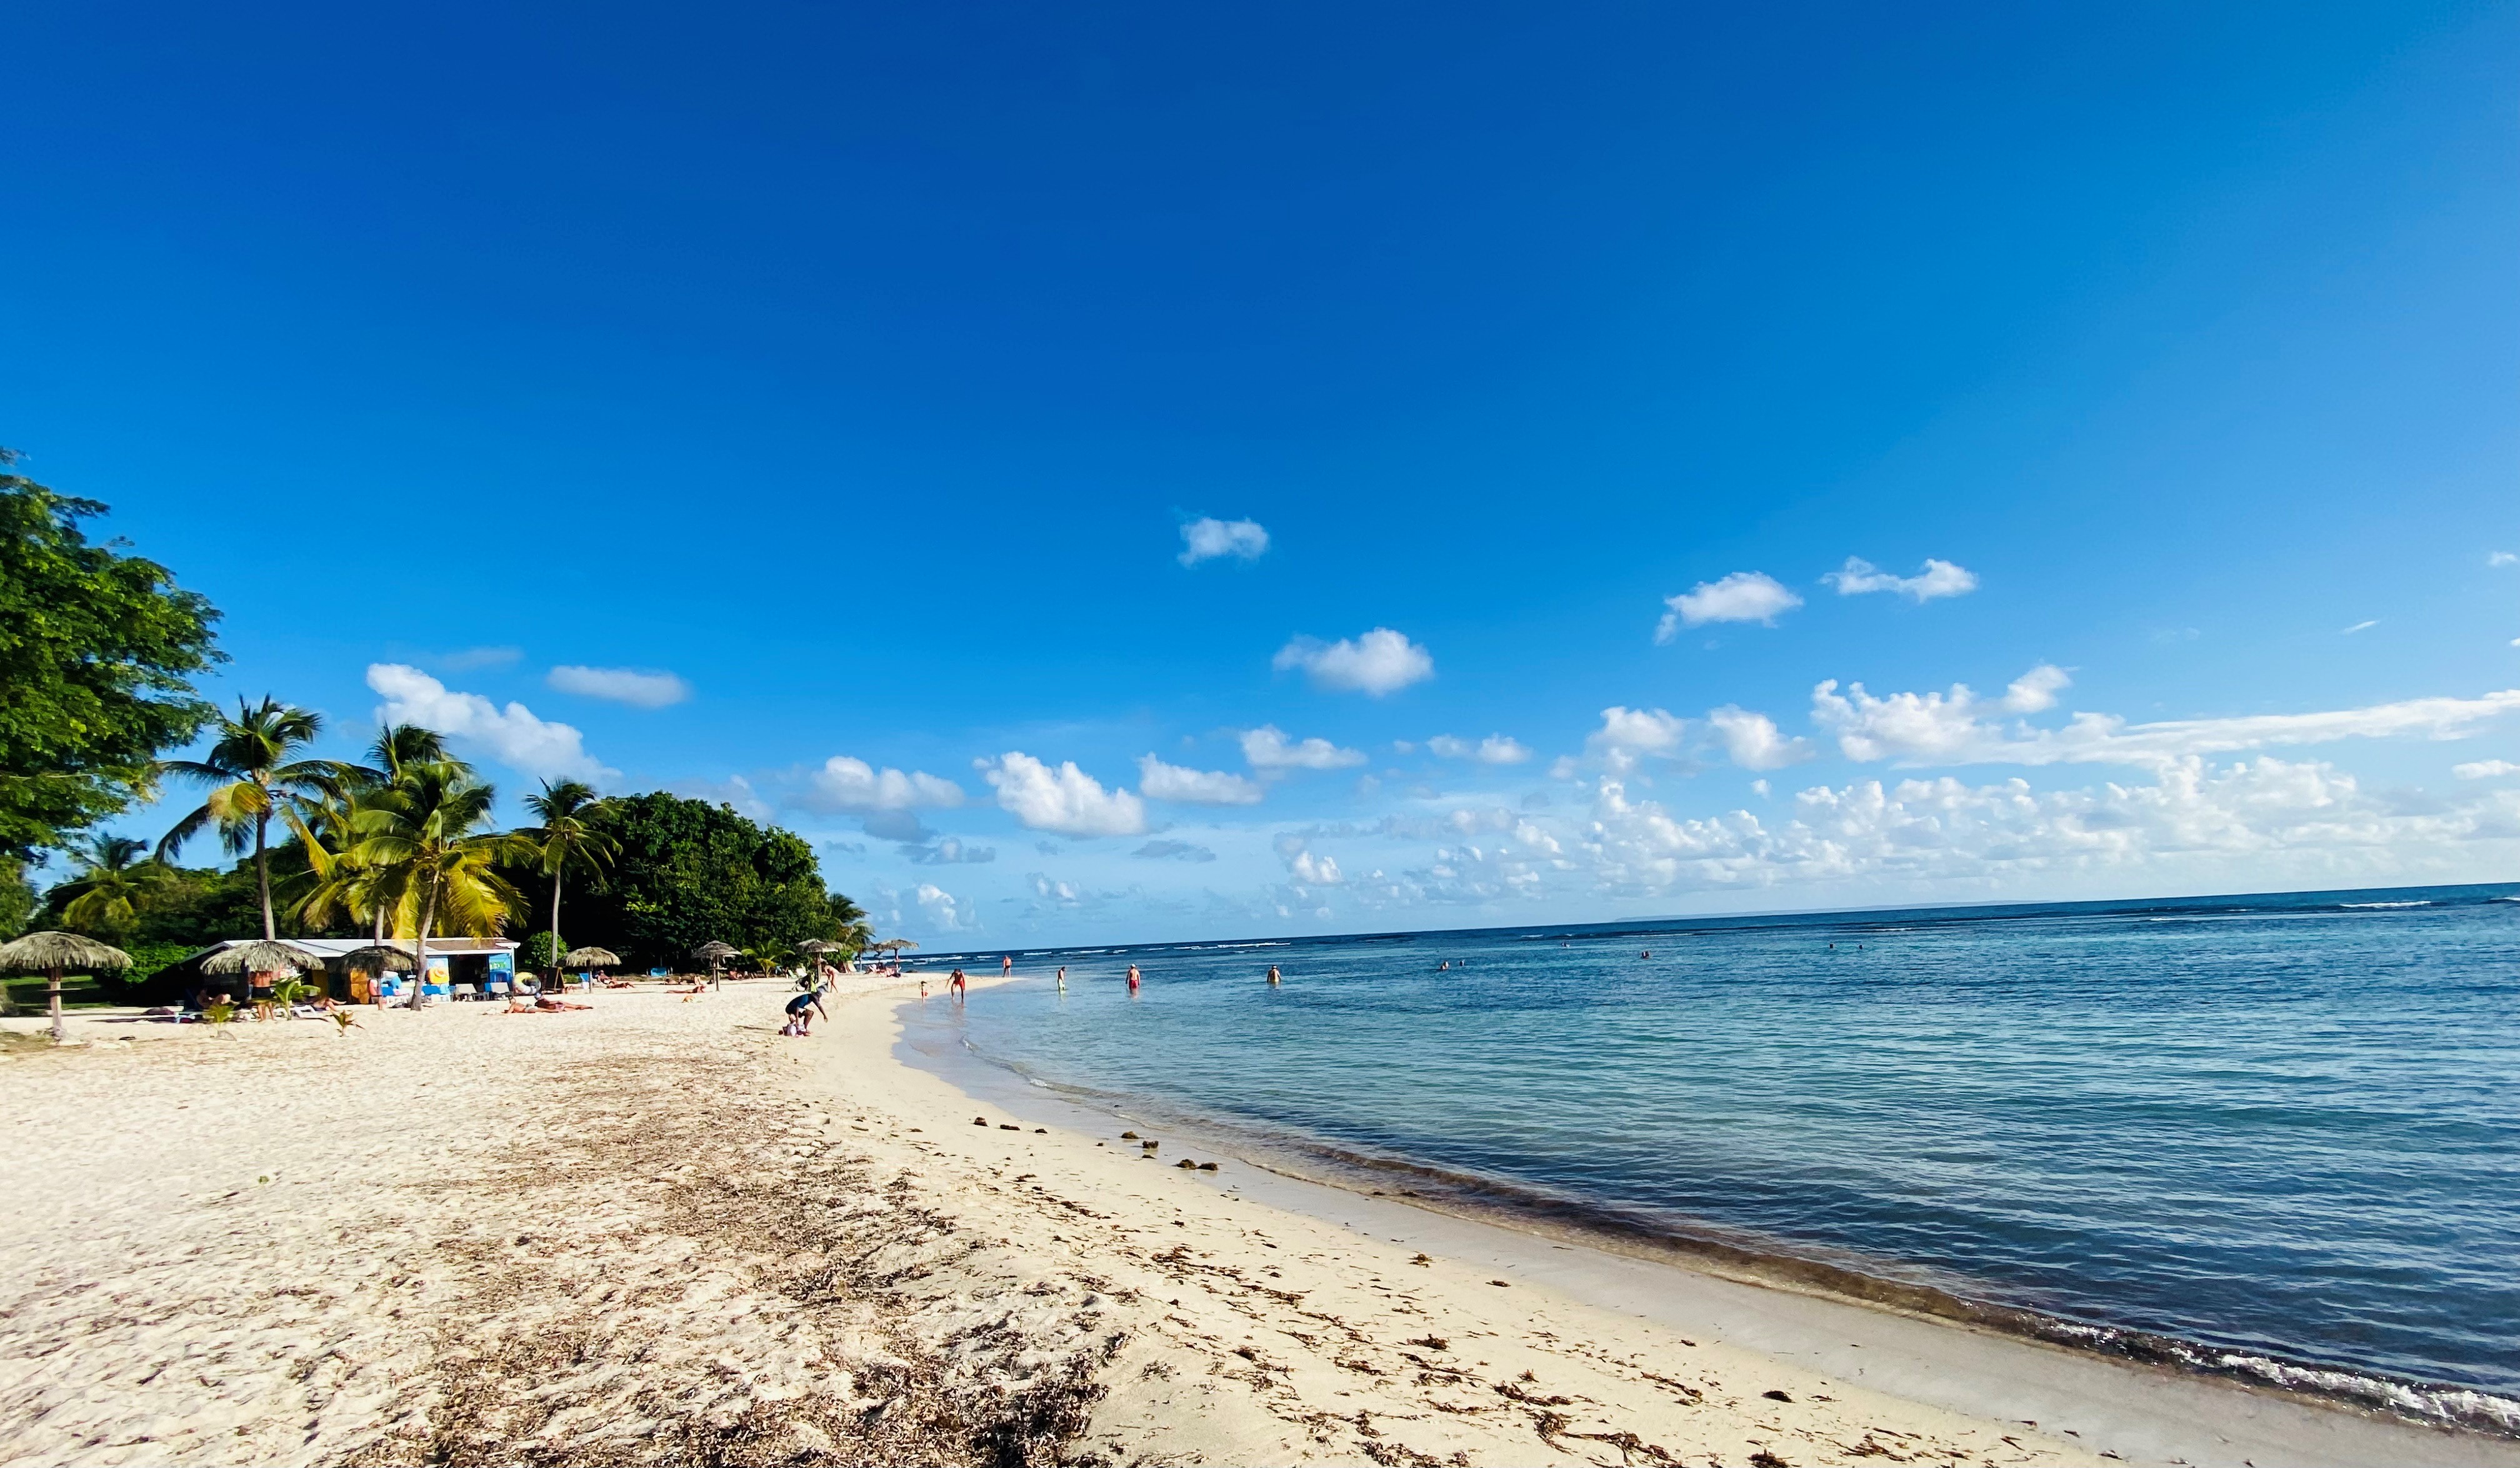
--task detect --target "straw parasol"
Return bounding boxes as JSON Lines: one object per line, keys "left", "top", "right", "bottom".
{"left": 0, "top": 931, "right": 133, "bottom": 1045}
{"left": 201, "top": 939, "right": 316, "bottom": 977}
{"left": 692, "top": 940, "right": 739, "bottom": 982}
{"left": 340, "top": 944, "right": 416, "bottom": 972}
{"left": 564, "top": 946, "right": 621, "bottom": 968}
{"left": 872, "top": 938, "right": 918, "bottom": 953}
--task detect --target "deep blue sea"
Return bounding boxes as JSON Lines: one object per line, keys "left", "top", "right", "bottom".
{"left": 906, "top": 883, "right": 2520, "bottom": 1424}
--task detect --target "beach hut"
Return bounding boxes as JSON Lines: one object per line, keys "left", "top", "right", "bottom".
{"left": 338, "top": 944, "right": 414, "bottom": 1006}
{"left": 0, "top": 931, "right": 133, "bottom": 1044}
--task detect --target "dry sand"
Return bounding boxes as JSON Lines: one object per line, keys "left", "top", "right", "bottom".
{"left": 0, "top": 977, "right": 2505, "bottom": 1467}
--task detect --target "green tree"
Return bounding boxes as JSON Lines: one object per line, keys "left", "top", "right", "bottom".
{"left": 570, "top": 793, "right": 838, "bottom": 970}
{"left": 349, "top": 759, "right": 526, "bottom": 1006}
{"left": 0, "top": 449, "right": 222, "bottom": 858}
{"left": 156, "top": 697, "right": 344, "bottom": 941}
{"left": 516, "top": 777, "right": 618, "bottom": 970}
{"left": 0, "top": 859, "right": 35, "bottom": 941}
{"left": 50, "top": 833, "right": 166, "bottom": 937}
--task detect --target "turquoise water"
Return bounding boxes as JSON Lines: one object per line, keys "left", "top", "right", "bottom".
{"left": 908, "top": 883, "right": 2520, "bottom": 1424}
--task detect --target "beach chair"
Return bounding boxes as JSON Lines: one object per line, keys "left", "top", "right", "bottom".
{"left": 450, "top": 982, "right": 478, "bottom": 1002}
{"left": 487, "top": 981, "right": 511, "bottom": 1000}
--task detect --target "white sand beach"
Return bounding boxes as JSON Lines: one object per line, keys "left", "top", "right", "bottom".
{"left": 1, "top": 977, "right": 2510, "bottom": 1467}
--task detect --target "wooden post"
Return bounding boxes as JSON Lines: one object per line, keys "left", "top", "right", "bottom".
{"left": 48, "top": 964, "right": 64, "bottom": 1045}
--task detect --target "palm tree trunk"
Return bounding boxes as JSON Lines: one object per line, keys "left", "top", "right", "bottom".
{"left": 48, "top": 966, "right": 64, "bottom": 1045}
{"left": 549, "top": 867, "right": 564, "bottom": 971}
{"left": 411, "top": 879, "right": 441, "bottom": 1011}
{"left": 254, "top": 811, "right": 275, "bottom": 941}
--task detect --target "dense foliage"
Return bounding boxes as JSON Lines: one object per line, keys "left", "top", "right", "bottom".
{"left": 0, "top": 449, "right": 223, "bottom": 858}
{"left": 569, "top": 793, "right": 841, "bottom": 969}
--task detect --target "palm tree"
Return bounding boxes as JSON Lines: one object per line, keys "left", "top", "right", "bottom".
{"left": 52, "top": 834, "right": 163, "bottom": 937}
{"left": 156, "top": 697, "right": 345, "bottom": 941}
{"left": 285, "top": 725, "right": 445, "bottom": 944}
{"left": 516, "top": 778, "right": 616, "bottom": 975}
{"left": 350, "top": 759, "right": 527, "bottom": 1007}
{"left": 826, "top": 891, "right": 873, "bottom": 961}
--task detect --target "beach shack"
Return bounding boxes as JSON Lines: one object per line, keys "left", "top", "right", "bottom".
{"left": 191, "top": 936, "right": 522, "bottom": 1003}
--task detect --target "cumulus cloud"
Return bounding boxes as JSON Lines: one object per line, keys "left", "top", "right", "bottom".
{"left": 1813, "top": 669, "right": 2520, "bottom": 771}
{"left": 1289, "top": 850, "right": 1344, "bottom": 885}
{"left": 546, "top": 664, "right": 692, "bottom": 708}
{"left": 1427, "top": 734, "right": 1534, "bottom": 765}
{"left": 1576, "top": 758, "right": 2520, "bottom": 901}
{"left": 1241, "top": 725, "right": 1367, "bottom": 771}
{"left": 1134, "top": 839, "right": 1218, "bottom": 862}
{"left": 366, "top": 664, "right": 612, "bottom": 781}
{"left": 2454, "top": 760, "right": 2520, "bottom": 779}
{"left": 978, "top": 752, "right": 1148, "bottom": 836}
{"left": 806, "top": 756, "right": 966, "bottom": 813}
{"left": 1822, "top": 557, "right": 1979, "bottom": 602}
{"left": 1576, "top": 706, "right": 1691, "bottom": 774}
{"left": 1273, "top": 628, "right": 1435, "bottom": 696}
{"left": 914, "top": 882, "right": 968, "bottom": 929}
{"left": 1178, "top": 516, "right": 1270, "bottom": 566}
{"left": 1656, "top": 572, "right": 1801, "bottom": 642}
{"left": 1706, "top": 706, "right": 1814, "bottom": 771}
{"left": 1138, "top": 754, "right": 1265, "bottom": 805}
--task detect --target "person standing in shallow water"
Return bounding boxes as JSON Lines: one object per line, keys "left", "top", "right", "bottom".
{"left": 1126, "top": 963, "right": 1141, "bottom": 994}
{"left": 1056, "top": 966, "right": 1066, "bottom": 992}
{"left": 1266, "top": 964, "right": 1280, "bottom": 986}
{"left": 949, "top": 967, "right": 967, "bottom": 998}
{"left": 1001, "top": 954, "right": 1012, "bottom": 979}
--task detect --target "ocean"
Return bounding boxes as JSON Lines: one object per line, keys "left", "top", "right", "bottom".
{"left": 903, "top": 882, "right": 2520, "bottom": 1428}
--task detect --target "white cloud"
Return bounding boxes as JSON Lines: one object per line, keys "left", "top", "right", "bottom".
{"left": 1289, "top": 850, "right": 1344, "bottom": 885}
{"left": 1579, "top": 706, "right": 1690, "bottom": 774}
{"left": 806, "top": 756, "right": 966, "bottom": 812}
{"left": 546, "top": 664, "right": 692, "bottom": 708}
{"left": 2454, "top": 760, "right": 2520, "bottom": 779}
{"left": 1427, "top": 734, "right": 1533, "bottom": 766}
{"left": 2341, "top": 620, "right": 2378, "bottom": 636}
{"left": 1822, "top": 557, "right": 1980, "bottom": 602}
{"left": 914, "top": 882, "right": 969, "bottom": 929}
{"left": 1134, "top": 839, "right": 1218, "bottom": 862}
{"left": 1656, "top": 572, "right": 1801, "bottom": 642}
{"left": 1273, "top": 628, "right": 1435, "bottom": 696}
{"left": 1241, "top": 725, "right": 1368, "bottom": 771}
{"left": 2490, "top": 552, "right": 2518, "bottom": 568}
{"left": 366, "top": 664, "right": 612, "bottom": 781}
{"left": 1178, "top": 516, "right": 1270, "bottom": 566}
{"left": 1812, "top": 669, "right": 2520, "bottom": 771}
{"left": 1706, "top": 706, "right": 1814, "bottom": 771}
{"left": 1138, "top": 754, "right": 1265, "bottom": 805}
{"left": 978, "top": 752, "right": 1148, "bottom": 836}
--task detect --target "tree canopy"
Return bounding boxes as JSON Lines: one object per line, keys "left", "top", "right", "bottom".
{"left": 0, "top": 450, "right": 222, "bottom": 859}
{"left": 568, "top": 793, "right": 844, "bottom": 969}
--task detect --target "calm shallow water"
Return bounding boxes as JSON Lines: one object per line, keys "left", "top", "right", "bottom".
{"left": 907, "top": 884, "right": 2520, "bottom": 1411}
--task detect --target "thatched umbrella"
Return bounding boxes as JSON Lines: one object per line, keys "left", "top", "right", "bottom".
{"left": 692, "top": 940, "right": 739, "bottom": 982}
{"left": 564, "top": 946, "right": 621, "bottom": 968}
{"left": 341, "top": 943, "right": 416, "bottom": 972}
{"left": 799, "top": 937, "right": 838, "bottom": 979}
{"left": 873, "top": 938, "right": 919, "bottom": 953}
{"left": 0, "top": 931, "right": 133, "bottom": 1044}
{"left": 201, "top": 939, "right": 316, "bottom": 977}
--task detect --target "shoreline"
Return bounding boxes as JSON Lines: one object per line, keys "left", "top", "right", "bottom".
{"left": 881, "top": 977, "right": 2520, "bottom": 1467}
{"left": 914, "top": 1017, "right": 2520, "bottom": 1439}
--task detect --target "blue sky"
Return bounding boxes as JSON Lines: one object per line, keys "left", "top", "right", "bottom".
{"left": 8, "top": 2, "right": 2518, "bottom": 942}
